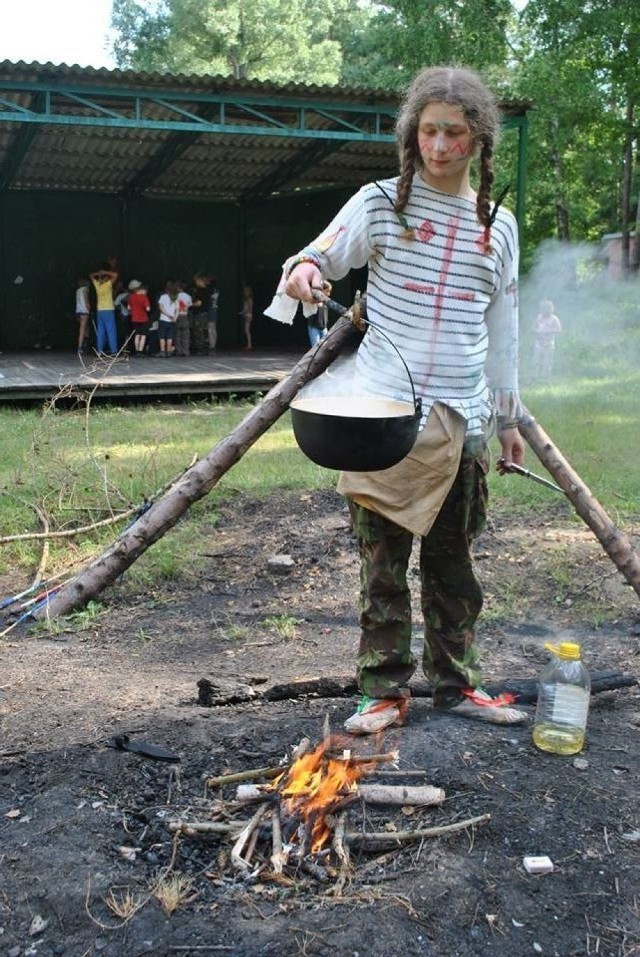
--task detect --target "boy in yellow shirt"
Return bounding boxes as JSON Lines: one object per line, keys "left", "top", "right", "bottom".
{"left": 90, "top": 259, "right": 119, "bottom": 355}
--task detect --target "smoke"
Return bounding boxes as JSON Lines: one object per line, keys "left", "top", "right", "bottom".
{"left": 294, "top": 333, "right": 411, "bottom": 406}
{"left": 297, "top": 238, "right": 639, "bottom": 401}
{"left": 295, "top": 352, "right": 361, "bottom": 401}
{"left": 518, "top": 238, "right": 640, "bottom": 383}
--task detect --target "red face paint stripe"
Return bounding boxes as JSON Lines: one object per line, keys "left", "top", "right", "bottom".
{"left": 449, "top": 141, "right": 472, "bottom": 157}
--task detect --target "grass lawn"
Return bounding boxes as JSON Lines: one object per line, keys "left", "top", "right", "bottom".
{"left": 0, "top": 305, "right": 638, "bottom": 589}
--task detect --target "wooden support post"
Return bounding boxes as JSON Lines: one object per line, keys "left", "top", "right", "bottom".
{"left": 518, "top": 409, "right": 640, "bottom": 599}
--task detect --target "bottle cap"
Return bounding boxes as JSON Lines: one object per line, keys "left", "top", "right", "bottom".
{"left": 545, "top": 641, "right": 581, "bottom": 660}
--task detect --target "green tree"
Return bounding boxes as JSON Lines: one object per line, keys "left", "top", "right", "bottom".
{"left": 111, "top": 0, "right": 517, "bottom": 89}
{"left": 512, "top": 0, "right": 639, "bottom": 267}
{"left": 580, "top": 0, "right": 640, "bottom": 274}
{"left": 109, "top": 0, "right": 640, "bottom": 269}
{"left": 110, "top": 0, "right": 368, "bottom": 84}
{"left": 337, "top": 0, "right": 516, "bottom": 90}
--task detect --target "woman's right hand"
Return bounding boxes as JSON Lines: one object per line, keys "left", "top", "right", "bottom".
{"left": 284, "top": 264, "right": 322, "bottom": 303}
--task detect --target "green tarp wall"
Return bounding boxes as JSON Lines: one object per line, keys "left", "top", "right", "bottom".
{"left": 0, "top": 188, "right": 356, "bottom": 353}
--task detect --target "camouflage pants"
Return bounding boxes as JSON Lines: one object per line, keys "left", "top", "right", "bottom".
{"left": 175, "top": 314, "right": 191, "bottom": 356}
{"left": 348, "top": 449, "right": 489, "bottom": 707}
{"left": 191, "top": 312, "right": 209, "bottom": 355}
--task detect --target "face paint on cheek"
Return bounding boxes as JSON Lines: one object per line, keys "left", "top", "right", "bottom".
{"left": 450, "top": 140, "right": 472, "bottom": 157}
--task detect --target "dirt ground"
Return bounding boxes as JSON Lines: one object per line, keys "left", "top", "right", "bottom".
{"left": 1, "top": 488, "right": 639, "bottom": 957}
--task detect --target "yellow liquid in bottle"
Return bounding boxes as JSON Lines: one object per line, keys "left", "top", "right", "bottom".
{"left": 532, "top": 723, "right": 585, "bottom": 755}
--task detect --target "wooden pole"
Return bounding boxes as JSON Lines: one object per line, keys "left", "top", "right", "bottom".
{"left": 35, "top": 354, "right": 639, "bottom": 617}
{"left": 36, "top": 319, "right": 360, "bottom": 619}
{"left": 518, "top": 408, "right": 640, "bottom": 599}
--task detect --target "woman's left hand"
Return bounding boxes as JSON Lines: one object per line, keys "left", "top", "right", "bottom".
{"left": 497, "top": 428, "right": 525, "bottom": 471}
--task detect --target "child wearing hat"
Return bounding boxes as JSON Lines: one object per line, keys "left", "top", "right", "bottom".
{"left": 128, "top": 280, "right": 151, "bottom": 356}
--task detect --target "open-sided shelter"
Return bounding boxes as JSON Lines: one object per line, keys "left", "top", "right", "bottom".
{"left": 0, "top": 61, "right": 530, "bottom": 350}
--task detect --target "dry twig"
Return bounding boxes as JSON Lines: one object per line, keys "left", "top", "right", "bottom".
{"left": 207, "top": 766, "right": 283, "bottom": 789}
{"left": 168, "top": 821, "right": 245, "bottom": 836}
{"left": 30, "top": 500, "right": 51, "bottom": 585}
{"left": 0, "top": 454, "right": 198, "bottom": 544}
{"left": 345, "top": 812, "right": 490, "bottom": 847}
{"left": 230, "top": 803, "right": 270, "bottom": 874}
{"left": 270, "top": 807, "right": 287, "bottom": 874}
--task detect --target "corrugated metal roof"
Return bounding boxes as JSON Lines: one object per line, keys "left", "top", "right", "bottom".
{"left": 0, "top": 60, "right": 530, "bottom": 203}
{"left": 0, "top": 58, "right": 404, "bottom": 101}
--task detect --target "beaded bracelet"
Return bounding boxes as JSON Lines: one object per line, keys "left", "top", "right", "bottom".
{"left": 285, "top": 253, "right": 322, "bottom": 279}
{"left": 497, "top": 420, "right": 519, "bottom": 431}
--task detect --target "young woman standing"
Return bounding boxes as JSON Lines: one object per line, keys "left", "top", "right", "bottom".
{"left": 267, "top": 66, "right": 527, "bottom": 734}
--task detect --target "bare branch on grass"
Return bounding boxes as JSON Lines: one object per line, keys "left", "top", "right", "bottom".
{"left": 0, "top": 454, "right": 198, "bottom": 544}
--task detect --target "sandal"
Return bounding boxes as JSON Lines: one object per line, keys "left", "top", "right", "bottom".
{"left": 441, "top": 688, "right": 527, "bottom": 725}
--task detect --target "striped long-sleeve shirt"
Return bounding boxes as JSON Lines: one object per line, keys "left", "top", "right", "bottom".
{"left": 267, "top": 173, "right": 521, "bottom": 437}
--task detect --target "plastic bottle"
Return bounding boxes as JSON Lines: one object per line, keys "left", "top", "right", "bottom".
{"left": 533, "top": 642, "right": 590, "bottom": 755}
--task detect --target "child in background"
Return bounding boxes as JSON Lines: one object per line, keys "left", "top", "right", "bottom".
{"left": 157, "top": 281, "right": 180, "bottom": 356}
{"left": 175, "top": 281, "right": 193, "bottom": 357}
{"left": 307, "top": 300, "right": 329, "bottom": 347}
{"left": 240, "top": 285, "right": 253, "bottom": 351}
{"left": 532, "top": 300, "right": 562, "bottom": 381}
{"left": 75, "top": 278, "right": 91, "bottom": 355}
{"left": 114, "top": 283, "right": 131, "bottom": 351}
{"left": 89, "top": 261, "right": 119, "bottom": 355}
{"left": 188, "top": 271, "right": 214, "bottom": 355}
{"left": 208, "top": 278, "right": 219, "bottom": 354}
{"left": 128, "top": 280, "right": 151, "bottom": 356}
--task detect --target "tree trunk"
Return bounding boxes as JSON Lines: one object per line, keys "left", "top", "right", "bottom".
{"left": 518, "top": 408, "right": 640, "bottom": 599}
{"left": 620, "top": 98, "right": 635, "bottom": 278}
{"left": 36, "top": 319, "right": 360, "bottom": 619}
{"left": 550, "top": 116, "right": 571, "bottom": 241}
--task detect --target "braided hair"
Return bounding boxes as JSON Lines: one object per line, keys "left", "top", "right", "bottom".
{"left": 395, "top": 66, "right": 502, "bottom": 252}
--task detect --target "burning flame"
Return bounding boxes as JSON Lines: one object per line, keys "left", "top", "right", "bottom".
{"left": 271, "top": 739, "right": 366, "bottom": 853}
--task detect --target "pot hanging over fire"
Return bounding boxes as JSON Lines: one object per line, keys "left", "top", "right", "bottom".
{"left": 290, "top": 292, "right": 422, "bottom": 472}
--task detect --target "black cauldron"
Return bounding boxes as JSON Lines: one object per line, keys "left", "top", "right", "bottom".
{"left": 290, "top": 394, "right": 422, "bottom": 472}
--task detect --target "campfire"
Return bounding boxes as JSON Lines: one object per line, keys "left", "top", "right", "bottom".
{"left": 168, "top": 733, "right": 490, "bottom": 887}
{"left": 273, "top": 738, "right": 365, "bottom": 855}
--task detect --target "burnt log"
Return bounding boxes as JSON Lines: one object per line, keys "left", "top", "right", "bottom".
{"left": 264, "top": 676, "right": 358, "bottom": 701}
{"left": 35, "top": 319, "right": 360, "bottom": 619}
{"left": 196, "top": 671, "right": 636, "bottom": 707}
{"left": 486, "top": 672, "right": 637, "bottom": 704}
{"left": 518, "top": 409, "right": 640, "bottom": 599}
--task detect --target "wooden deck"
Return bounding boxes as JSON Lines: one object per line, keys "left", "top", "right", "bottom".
{"left": 0, "top": 350, "right": 305, "bottom": 403}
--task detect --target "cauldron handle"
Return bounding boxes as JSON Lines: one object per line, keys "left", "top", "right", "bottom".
{"left": 312, "top": 288, "right": 421, "bottom": 415}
